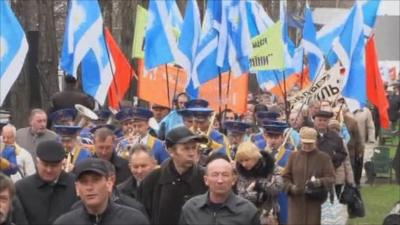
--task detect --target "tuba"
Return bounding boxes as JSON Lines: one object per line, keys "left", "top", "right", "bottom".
{"left": 74, "top": 104, "right": 99, "bottom": 127}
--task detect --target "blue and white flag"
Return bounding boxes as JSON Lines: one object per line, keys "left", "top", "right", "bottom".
{"left": 361, "top": 0, "right": 381, "bottom": 37}
{"left": 302, "top": 6, "right": 324, "bottom": 80}
{"left": 246, "top": 0, "right": 274, "bottom": 38}
{"left": 178, "top": 0, "right": 201, "bottom": 98}
{"left": 60, "top": 0, "right": 112, "bottom": 104}
{"left": 80, "top": 33, "right": 113, "bottom": 105}
{"left": 145, "top": 0, "right": 188, "bottom": 70}
{"left": 333, "top": 3, "right": 366, "bottom": 111}
{"left": 0, "top": 0, "right": 29, "bottom": 105}
{"left": 60, "top": 0, "right": 104, "bottom": 78}
{"left": 226, "top": 0, "right": 252, "bottom": 76}
{"left": 191, "top": 0, "right": 229, "bottom": 88}
{"left": 178, "top": 0, "right": 201, "bottom": 78}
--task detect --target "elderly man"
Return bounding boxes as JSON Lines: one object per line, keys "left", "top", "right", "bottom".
{"left": 117, "top": 144, "right": 157, "bottom": 199}
{"left": 15, "top": 140, "right": 78, "bottom": 225}
{"left": 314, "top": 110, "right": 347, "bottom": 169}
{"left": 179, "top": 155, "right": 260, "bottom": 225}
{"left": 138, "top": 126, "right": 208, "bottom": 225}
{"left": 54, "top": 158, "right": 149, "bottom": 225}
{"left": 16, "top": 109, "right": 57, "bottom": 158}
{"left": 2, "top": 124, "right": 35, "bottom": 181}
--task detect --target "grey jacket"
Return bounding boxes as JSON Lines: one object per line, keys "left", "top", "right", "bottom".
{"left": 179, "top": 192, "right": 260, "bottom": 225}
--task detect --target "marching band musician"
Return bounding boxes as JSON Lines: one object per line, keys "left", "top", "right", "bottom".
{"left": 184, "top": 99, "right": 228, "bottom": 163}
{"left": 251, "top": 111, "right": 280, "bottom": 150}
{"left": 53, "top": 125, "right": 92, "bottom": 172}
{"left": 115, "top": 107, "right": 136, "bottom": 158}
{"left": 48, "top": 108, "right": 77, "bottom": 127}
{"left": 185, "top": 99, "right": 227, "bottom": 146}
{"left": 218, "top": 121, "right": 251, "bottom": 161}
{"left": 263, "top": 120, "right": 295, "bottom": 225}
{"left": 116, "top": 107, "right": 169, "bottom": 164}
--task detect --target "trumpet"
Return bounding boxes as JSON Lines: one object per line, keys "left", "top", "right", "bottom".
{"left": 116, "top": 128, "right": 141, "bottom": 159}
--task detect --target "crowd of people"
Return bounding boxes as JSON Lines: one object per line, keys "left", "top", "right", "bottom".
{"left": 0, "top": 76, "right": 399, "bottom": 225}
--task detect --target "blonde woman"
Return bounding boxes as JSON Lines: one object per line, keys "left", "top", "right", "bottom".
{"left": 235, "top": 141, "right": 283, "bottom": 225}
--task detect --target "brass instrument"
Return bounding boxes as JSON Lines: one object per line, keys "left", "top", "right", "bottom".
{"left": 106, "top": 107, "right": 118, "bottom": 125}
{"left": 116, "top": 128, "right": 141, "bottom": 160}
{"left": 64, "top": 151, "right": 74, "bottom": 173}
{"left": 74, "top": 104, "right": 99, "bottom": 127}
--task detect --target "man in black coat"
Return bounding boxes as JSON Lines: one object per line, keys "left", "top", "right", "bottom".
{"left": 54, "top": 158, "right": 149, "bottom": 225}
{"left": 137, "top": 126, "right": 208, "bottom": 225}
{"left": 15, "top": 140, "right": 78, "bottom": 225}
{"left": 314, "top": 110, "right": 347, "bottom": 169}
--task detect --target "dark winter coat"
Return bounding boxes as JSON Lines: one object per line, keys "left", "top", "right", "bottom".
{"left": 137, "top": 159, "right": 207, "bottom": 225}
{"left": 15, "top": 172, "right": 78, "bottom": 225}
{"left": 316, "top": 130, "right": 347, "bottom": 168}
{"left": 117, "top": 176, "right": 138, "bottom": 199}
{"left": 94, "top": 152, "right": 130, "bottom": 185}
{"left": 53, "top": 201, "right": 149, "bottom": 225}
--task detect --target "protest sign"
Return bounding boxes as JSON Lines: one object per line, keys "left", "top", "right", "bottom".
{"left": 288, "top": 64, "right": 343, "bottom": 107}
{"left": 250, "top": 22, "right": 285, "bottom": 71}
{"left": 131, "top": 5, "right": 147, "bottom": 59}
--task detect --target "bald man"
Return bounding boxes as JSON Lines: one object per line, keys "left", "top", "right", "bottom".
{"left": 179, "top": 156, "right": 260, "bottom": 225}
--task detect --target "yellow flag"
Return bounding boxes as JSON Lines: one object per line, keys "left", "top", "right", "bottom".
{"left": 132, "top": 5, "right": 148, "bottom": 59}
{"left": 250, "top": 21, "right": 285, "bottom": 71}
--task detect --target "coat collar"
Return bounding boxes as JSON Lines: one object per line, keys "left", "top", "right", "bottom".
{"left": 197, "top": 191, "right": 240, "bottom": 214}
{"left": 158, "top": 159, "right": 201, "bottom": 185}
{"left": 33, "top": 172, "right": 70, "bottom": 188}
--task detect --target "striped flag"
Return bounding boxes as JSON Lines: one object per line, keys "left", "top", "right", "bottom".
{"left": 0, "top": 0, "right": 29, "bottom": 105}
{"left": 302, "top": 6, "right": 324, "bottom": 80}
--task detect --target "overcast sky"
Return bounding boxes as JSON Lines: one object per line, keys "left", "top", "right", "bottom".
{"left": 373, "top": 1, "right": 399, "bottom": 16}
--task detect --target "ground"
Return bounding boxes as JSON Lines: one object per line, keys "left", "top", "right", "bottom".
{"left": 349, "top": 135, "right": 400, "bottom": 225}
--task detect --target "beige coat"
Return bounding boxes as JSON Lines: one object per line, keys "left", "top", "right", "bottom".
{"left": 335, "top": 141, "right": 355, "bottom": 185}
{"left": 344, "top": 113, "right": 364, "bottom": 158}
{"left": 353, "top": 107, "right": 376, "bottom": 144}
{"left": 282, "top": 149, "right": 335, "bottom": 225}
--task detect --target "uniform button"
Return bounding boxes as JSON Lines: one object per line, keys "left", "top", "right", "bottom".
{"left": 172, "top": 182, "right": 176, "bottom": 185}
{"left": 177, "top": 178, "right": 181, "bottom": 182}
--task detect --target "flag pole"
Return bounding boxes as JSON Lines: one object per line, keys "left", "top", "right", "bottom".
{"left": 172, "top": 66, "right": 180, "bottom": 107}
{"left": 282, "top": 69, "right": 289, "bottom": 123}
{"left": 102, "top": 26, "right": 122, "bottom": 109}
{"left": 165, "top": 64, "right": 171, "bottom": 108}
{"left": 218, "top": 68, "right": 223, "bottom": 118}
{"left": 225, "top": 70, "right": 232, "bottom": 110}
{"left": 300, "top": 48, "right": 305, "bottom": 89}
